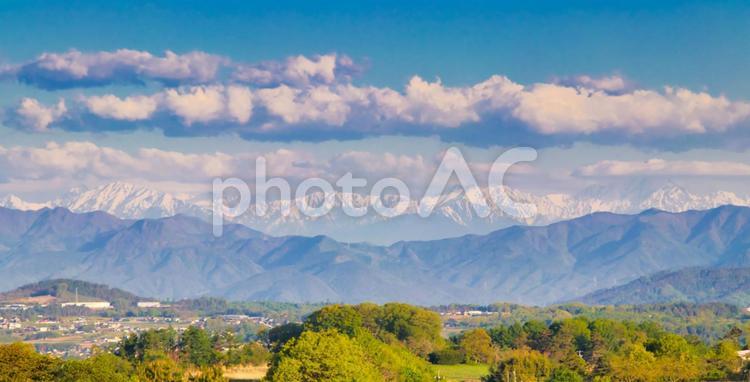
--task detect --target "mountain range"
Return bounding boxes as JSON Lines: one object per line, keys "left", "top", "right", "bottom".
{"left": 2, "top": 181, "right": 749, "bottom": 244}
{"left": 1, "top": 204, "right": 749, "bottom": 305}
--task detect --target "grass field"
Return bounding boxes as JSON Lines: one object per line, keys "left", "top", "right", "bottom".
{"left": 224, "top": 364, "right": 268, "bottom": 381}
{"left": 434, "top": 364, "right": 490, "bottom": 381}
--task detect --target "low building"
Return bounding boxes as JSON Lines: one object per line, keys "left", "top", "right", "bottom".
{"left": 61, "top": 301, "right": 113, "bottom": 310}
{"left": 2, "top": 322, "right": 21, "bottom": 330}
{"left": 137, "top": 301, "right": 163, "bottom": 308}
{"left": 0, "top": 304, "right": 29, "bottom": 310}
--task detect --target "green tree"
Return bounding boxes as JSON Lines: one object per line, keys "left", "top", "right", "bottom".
{"left": 705, "top": 339, "right": 742, "bottom": 379}
{"left": 490, "top": 323, "right": 526, "bottom": 349}
{"left": 429, "top": 348, "right": 466, "bottom": 365}
{"left": 647, "top": 333, "right": 702, "bottom": 382}
{"left": 483, "top": 349, "right": 554, "bottom": 382}
{"left": 304, "top": 304, "right": 363, "bottom": 336}
{"left": 179, "top": 326, "right": 218, "bottom": 367}
{"left": 225, "top": 342, "right": 271, "bottom": 366}
{"left": 117, "top": 328, "right": 178, "bottom": 362}
{"left": 136, "top": 357, "right": 185, "bottom": 382}
{"left": 548, "top": 319, "right": 591, "bottom": 361}
{"left": 356, "top": 302, "right": 383, "bottom": 333}
{"left": 188, "top": 365, "right": 225, "bottom": 382}
{"left": 547, "top": 367, "right": 583, "bottom": 382}
{"left": 355, "top": 331, "right": 435, "bottom": 381}
{"left": 267, "top": 329, "right": 381, "bottom": 381}
{"left": 523, "top": 321, "right": 552, "bottom": 353}
{"left": 0, "top": 343, "right": 61, "bottom": 382}
{"left": 459, "top": 329, "right": 496, "bottom": 364}
{"left": 56, "top": 353, "right": 134, "bottom": 382}
{"left": 377, "top": 303, "right": 444, "bottom": 357}
{"left": 265, "top": 323, "right": 304, "bottom": 351}
{"left": 607, "top": 343, "right": 658, "bottom": 382}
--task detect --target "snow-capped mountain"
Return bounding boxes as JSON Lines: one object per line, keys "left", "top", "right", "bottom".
{"left": 2, "top": 181, "right": 749, "bottom": 244}
{"left": 0, "top": 195, "right": 51, "bottom": 211}
{"left": 0, "top": 182, "right": 208, "bottom": 220}
{"left": 54, "top": 182, "right": 208, "bottom": 219}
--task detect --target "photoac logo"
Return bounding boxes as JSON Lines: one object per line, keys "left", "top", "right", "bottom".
{"left": 212, "top": 147, "right": 538, "bottom": 236}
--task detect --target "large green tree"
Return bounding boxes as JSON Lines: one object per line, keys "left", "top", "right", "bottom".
{"left": 267, "top": 329, "right": 381, "bottom": 381}
{"left": 376, "top": 303, "right": 444, "bottom": 357}
{"left": 179, "top": 326, "right": 218, "bottom": 367}
{"left": 459, "top": 329, "right": 496, "bottom": 364}
{"left": 55, "top": 353, "right": 134, "bottom": 382}
{"left": 304, "top": 304, "right": 363, "bottom": 336}
{"left": 0, "top": 343, "right": 61, "bottom": 382}
{"left": 483, "top": 349, "right": 554, "bottom": 382}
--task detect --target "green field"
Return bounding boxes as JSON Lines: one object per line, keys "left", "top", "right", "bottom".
{"left": 434, "top": 364, "right": 490, "bottom": 381}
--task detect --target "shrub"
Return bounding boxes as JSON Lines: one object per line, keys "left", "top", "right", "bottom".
{"left": 429, "top": 348, "right": 466, "bottom": 365}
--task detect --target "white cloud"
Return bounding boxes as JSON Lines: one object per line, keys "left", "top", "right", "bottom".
{"left": 226, "top": 86, "right": 253, "bottom": 124}
{"left": 511, "top": 84, "right": 750, "bottom": 134}
{"left": 576, "top": 158, "right": 750, "bottom": 177}
{"left": 557, "top": 75, "right": 628, "bottom": 93}
{"left": 13, "top": 98, "right": 67, "bottom": 131}
{"left": 0, "top": 141, "right": 502, "bottom": 196}
{"left": 0, "top": 141, "right": 238, "bottom": 182}
{"left": 1, "top": 51, "right": 365, "bottom": 90}
{"left": 231, "top": 53, "right": 359, "bottom": 87}
{"left": 397, "top": 76, "right": 482, "bottom": 126}
{"left": 75, "top": 85, "right": 255, "bottom": 125}
{"left": 5, "top": 67, "right": 750, "bottom": 146}
{"left": 84, "top": 94, "right": 158, "bottom": 120}
{"left": 162, "top": 86, "right": 229, "bottom": 125}
{"left": 255, "top": 85, "right": 351, "bottom": 126}
{"left": 4, "top": 49, "right": 225, "bottom": 89}
{"left": 329, "top": 151, "right": 432, "bottom": 185}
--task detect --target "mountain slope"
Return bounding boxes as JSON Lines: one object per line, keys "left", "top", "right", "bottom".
{"left": 387, "top": 207, "right": 750, "bottom": 303}
{"left": 576, "top": 267, "right": 750, "bottom": 306}
{"left": 0, "top": 205, "right": 749, "bottom": 305}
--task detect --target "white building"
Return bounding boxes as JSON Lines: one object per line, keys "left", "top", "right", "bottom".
{"left": 3, "top": 322, "right": 21, "bottom": 330}
{"left": 137, "top": 301, "right": 163, "bottom": 308}
{"left": 61, "top": 301, "right": 112, "bottom": 310}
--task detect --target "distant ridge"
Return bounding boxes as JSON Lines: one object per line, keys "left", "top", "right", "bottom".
{"left": 576, "top": 267, "right": 750, "bottom": 306}
{"left": 0, "top": 205, "right": 749, "bottom": 305}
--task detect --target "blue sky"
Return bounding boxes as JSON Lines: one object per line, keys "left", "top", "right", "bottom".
{"left": 1, "top": 1, "right": 749, "bottom": 200}
{"left": 2, "top": 1, "right": 749, "bottom": 93}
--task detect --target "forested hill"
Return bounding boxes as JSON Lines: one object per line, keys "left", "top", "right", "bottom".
{"left": 577, "top": 267, "right": 750, "bottom": 306}
{"left": 0, "top": 279, "right": 146, "bottom": 305}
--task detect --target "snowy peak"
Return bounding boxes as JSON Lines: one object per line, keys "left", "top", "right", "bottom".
{"left": 59, "top": 182, "right": 185, "bottom": 219}
{"left": 4, "top": 182, "right": 208, "bottom": 220}
{"left": 0, "top": 195, "right": 50, "bottom": 211}
{"left": 638, "top": 185, "right": 698, "bottom": 211}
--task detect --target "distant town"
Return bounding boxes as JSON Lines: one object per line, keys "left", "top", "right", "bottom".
{"left": 0, "top": 302, "right": 276, "bottom": 359}
{"left": 0, "top": 297, "right": 500, "bottom": 359}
